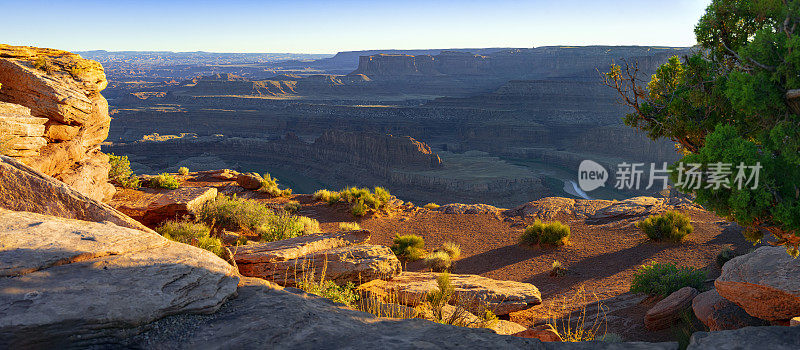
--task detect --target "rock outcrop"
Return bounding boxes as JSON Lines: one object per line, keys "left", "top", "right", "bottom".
{"left": 0, "top": 44, "right": 114, "bottom": 201}
{"left": 109, "top": 186, "right": 218, "bottom": 227}
{"left": 644, "top": 287, "right": 699, "bottom": 331}
{"left": 687, "top": 326, "right": 800, "bottom": 350}
{"left": 235, "top": 230, "right": 401, "bottom": 285}
{"left": 0, "top": 209, "right": 239, "bottom": 348}
{"left": 715, "top": 246, "right": 800, "bottom": 321}
{"left": 358, "top": 272, "right": 542, "bottom": 316}
{"left": 692, "top": 289, "right": 768, "bottom": 331}
{"left": 505, "top": 196, "right": 702, "bottom": 221}
{"left": 0, "top": 155, "right": 153, "bottom": 233}
{"left": 436, "top": 203, "right": 503, "bottom": 215}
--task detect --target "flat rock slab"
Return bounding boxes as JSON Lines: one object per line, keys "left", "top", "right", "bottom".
{"left": 692, "top": 289, "right": 767, "bottom": 331}
{"left": 358, "top": 272, "right": 542, "bottom": 315}
{"left": 0, "top": 209, "right": 239, "bottom": 349}
{"left": 240, "top": 244, "right": 401, "bottom": 286}
{"left": 716, "top": 246, "right": 800, "bottom": 321}
{"left": 505, "top": 197, "right": 613, "bottom": 220}
{"left": 235, "top": 230, "right": 371, "bottom": 264}
{"left": 0, "top": 155, "right": 152, "bottom": 233}
{"left": 130, "top": 277, "right": 679, "bottom": 350}
{"left": 112, "top": 186, "right": 218, "bottom": 226}
{"left": 688, "top": 326, "right": 800, "bottom": 350}
{"left": 645, "top": 287, "right": 699, "bottom": 331}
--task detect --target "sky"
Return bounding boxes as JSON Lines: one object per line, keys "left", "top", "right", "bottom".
{"left": 1, "top": 0, "right": 711, "bottom": 54}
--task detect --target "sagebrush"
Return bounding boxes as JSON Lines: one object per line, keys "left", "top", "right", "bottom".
{"left": 630, "top": 262, "right": 706, "bottom": 297}
{"left": 637, "top": 211, "right": 693, "bottom": 242}
{"left": 520, "top": 220, "right": 570, "bottom": 246}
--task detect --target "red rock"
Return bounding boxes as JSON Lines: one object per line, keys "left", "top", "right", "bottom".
{"left": 111, "top": 186, "right": 218, "bottom": 226}
{"left": 511, "top": 324, "right": 563, "bottom": 342}
{"left": 644, "top": 286, "right": 699, "bottom": 331}
{"left": 692, "top": 289, "right": 768, "bottom": 331}
{"left": 236, "top": 172, "right": 263, "bottom": 190}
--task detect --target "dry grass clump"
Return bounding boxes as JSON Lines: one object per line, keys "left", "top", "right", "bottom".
{"left": 391, "top": 234, "right": 426, "bottom": 261}
{"left": 313, "top": 189, "right": 341, "bottom": 204}
{"left": 178, "top": 166, "right": 189, "bottom": 176}
{"left": 637, "top": 211, "right": 693, "bottom": 242}
{"left": 520, "top": 220, "right": 571, "bottom": 246}
{"left": 546, "top": 285, "right": 608, "bottom": 342}
{"left": 283, "top": 201, "right": 301, "bottom": 213}
{"left": 425, "top": 242, "right": 461, "bottom": 272}
{"left": 198, "top": 195, "right": 318, "bottom": 242}
{"left": 629, "top": 262, "right": 706, "bottom": 297}
{"left": 313, "top": 186, "right": 394, "bottom": 216}
{"left": 338, "top": 222, "right": 361, "bottom": 231}
{"left": 147, "top": 173, "right": 180, "bottom": 190}
{"left": 257, "top": 173, "right": 292, "bottom": 197}
{"left": 155, "top": 220, "right": 224, "bottom": 259}
{"left": 550, "top": 260, "right": 567, "bottom": 277}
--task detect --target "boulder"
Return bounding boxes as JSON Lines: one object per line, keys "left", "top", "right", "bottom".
{"left": 0, "top": 44, "right": 115, "bottom": 201}
{"left": 511, "top": 324, "right": 564, "bottom": 342}
{"left": 241, "top": 244, "right": 401, "bottom": 286}
{"left": 0, "top": 155, "right": 153, "bottom": 233}
{"left": 688, "top": 326, "right": 800, "bottom": 350}
{"left": 692, "top": 289, "right": 768, "bottom": 331}
{"left": 235, "top": 230, "right": 371, "bottom": 264}
{"left": 493, "top": 320, "right": 528, "bottom": 336}
{"left": 645, "top": 287, "right": 699, "bottom": 331}
{"left": 0, "top": 209, "right": 239, "bottom": 348}
{"left": 358, "top": 272, "right": 542, "bottom": 315}
{"left": 715, "top": 246, "right": 800, "bottom": 321}
{"left": 111, "top": 186, "right": 218, "bottom": 226}
{"left": 236, "top": 172, "right": 263, "bottom": 190}
{"left": 505, "top": 197, "right": 612, "bottom": 220}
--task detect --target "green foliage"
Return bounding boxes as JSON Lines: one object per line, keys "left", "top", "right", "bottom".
{"left": 148, "top": 173, "right": 180, "bottom": 190}
{"left": 425, "top": 273, "right": 455, "bottom": 322}
{"left": 312, "top": 189, "right": 340, "bottom": 204}
{"left": 520, "top": 220, "right": 571, "bottom": 246}
{"left": 296, "top": 279, "right": 359, "bottom": 306}
{"left": 424, "top": 250, "right": 452, "bottom": 272}
{"left": 339, "top": 186, "right": 394, "bottom": 216}
{"left": 630, "top": 262, "right": 706, "bottom": 297}
{"left": 198, "top": 195, "right": 273, "bottom": 232}
{"left": 637, "top": 211, "right": 694, "bottom": 242}
{"left": 156, "top": 221, "right": 224, "bottom": 258}
{"left": 338, "top": 222, "right": 361, "bottom": 231}
{"left": 257, "top": 213, "right": 319, "bottom": 242}
{"left": 551, "top": 260, "right": 567, "bottom": 277}
{"left": 604, "top": 0, "right": 800, "bottom": 255}
{"left": 391, "top": 234, "right": 426, "bottom": 261}
{"left": 283, "top": 201, "right": 301, "bottom": 213}
{"left": 257, "top": 173, "right": 292, "bottom": 197}
{"left": 178, "top": 167, "right": 189, "bottom": 176}
{"left": 350, "top": 200, "right": 368, "bottom": 216}
{"left": 107, "top": 153, "right": 140, "bottom": 189}
{"left": 423, "top": 202, "right": 440, "bottom": 209}
{"left": 439, "top": 241, "right": 461, "bottom": 260}
{"left": 32, "top": 56, "right": 53, "bottom": 73}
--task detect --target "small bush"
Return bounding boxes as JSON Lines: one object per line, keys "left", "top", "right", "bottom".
{"left": 423, "top": 203, "right": 440, "bottom": 209}
{"left": 313, "top": 189, "right": 341, "bottom": 204}
{"left": 439, "top": 242, "right": 461, "bottom": 260}
{"left": 284, "top": 201, "right": 301, "bottom": 213}
{"left": 339, "top": 222, "right": 361, "bottom": 231}
{"left": 637, "top": 211, "right": 693, "bottom": 242}
{"left": 297, "top": 279, "right": 358, "bottom": 306}
{"left": 425, "top": 273, "right": 455, "bottom": 322}
{"left": 550, "top": 260, "right": 567, "bottom": 277}
{"left": 257, "top": 173, "right": 292, "bottom": 197}
{"left": 520, "top": 220, "right": 571, "bottom": 246}
{"left": 351, "top": 200, "right": 368, "bottom": 216}
{"left": 339, "top": 186, "right": 394, "bottom": 216}
{"left": 716, "top": 247, "right": 737, "bottom": 268}
{"left": 258, "top": 213, "right": 319, "bottom": 242}
{"left": 425, "top": 250, "right": 452, "bottom": 271}
{"left": 32, "top": 56, "right": 53, "bottom": 73}
{"left": 178, "top": 167, "right": 189, "bottom": 176}
{"left": 156, "top": 221, "right": 224, "bottom": 258}
{"left": 107, "top": 153, "right": 140, "bottom": 189}
{"left": 630, "top": 262, "right": 706, "bottom": 297}
{"left": 148, "top": 173, "right": 180, "bottom": 190}
{"left": 198, "top": 195, "right": 273, "bottom": 232}
{"left": 391, "top": 234, "right": 426, "bottom": 261}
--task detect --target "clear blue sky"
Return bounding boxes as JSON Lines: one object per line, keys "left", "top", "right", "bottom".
{"left": 1, "top": 0, "right": 710, "bottom": 53}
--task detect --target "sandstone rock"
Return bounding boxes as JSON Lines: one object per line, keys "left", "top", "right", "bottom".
{"left": 0, "top": 209, "right": 239, "bottom": 348}
{"left": 111, "top": 186, "right": 218, "bottom": 226}
{"left": 358, "top": 272, "right": 542, "bottom": 315}
{"left": 715, "top": 246, "right": 800, "bottom": 321}
{"left": 505, "top": 197, "right": 613, "bottom": 220}
{"left": 436, "top": 203, "right": 503, "bottom": 214}
{"left": 236, "top": 230, "right": 371, "bottom": 264}
{"left": 511, "top": 324, "right": 564, "bottom": 342}
{"left": 0, "top": 44, "right": 114, "bottom": 201}
{"left": 692, "top": 289, "right": 768, "bottom": 331}
{"left": 194, "top": 168, "right": 240, "bottom": 181}
{"left": 591, "top": 197, "right": 667, "bottom": 220}
{"left": 493, "top": 320, "right": 528, "bottom": 336}
{"left": 687, "top": 326, "right": 800, "bottom": 350}
{"left": 236, "top": 172, "right": 263, "bottom": 190}
{"left": 645, "top": 287, "right": 699, "bottom": 331}
{"left": 241, "top": 244, "right": 401, "bottom": 286}
{"left": 791, "top": 317, "right": 800, "bottom": 327}
{"left": 0, "top": 155, "right": 153, "bottom": 233}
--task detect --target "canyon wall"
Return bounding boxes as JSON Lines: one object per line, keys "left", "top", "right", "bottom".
{"left": 0, "top": 45, "right": 114, "bottom": 201}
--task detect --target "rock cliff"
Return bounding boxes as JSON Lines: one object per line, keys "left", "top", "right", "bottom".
{"left": 0, "top": 45, "right": 114, "bottom": 201}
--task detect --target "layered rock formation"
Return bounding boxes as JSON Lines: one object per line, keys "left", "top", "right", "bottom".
{"left": 0, "top": 45, "right": 114, "bottom": 201}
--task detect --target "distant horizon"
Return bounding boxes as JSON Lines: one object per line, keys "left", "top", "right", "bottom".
{"left": 4, "top": 0, "right": 709, "bottom": 53}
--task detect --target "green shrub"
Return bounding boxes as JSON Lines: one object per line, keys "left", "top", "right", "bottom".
{"left": 178, "top": 167, "right": 189, "bottom": 176}
{"left": 339, "top": 186, "right": 394, "bottom": 216}
{"left": 425, "top": 250, "right": 452, "bottom": 272}
{"left": 258, "top": 213, "right": 319, "bottom": 242}
{"left": 351, "top": 200, "right": 368, "bottom": 216}
{"left": 198, "top": 195, "right": 274, "bottom": 232}
{"left": 339, "top": 222, "right": 361, "bottom": 231}
{"left": 423, "top": 203, "right": 440, "bottom": 209}
{"left": 391, "top": 234, "right": 426, "bottom": 261}
{"left": 297, "top": 279, "right": 358, "bottom": 306}
{"left": 257, "top": 173, "right": 292, "bottom": 197}
{"left": 630, "top": 262, "right": 706, "bottom": 297}
{"left": 716, "top": 247, "right": 737, "bottom": 268}
{"left": 637, "top": 211, "right": 693, "bottom": 242}
{"left": 32, "top": 56, "right": 53, "bottom": 73}
{"left": 550, "top": 260, "right": 567, "bottom": 277}
{"left": 284, "top": 201, "right": 301, "bottom": 213}
{"left": 439, "top": 241, "right": 461, "bottom": 260}
{"left": 312, "top": 189, "right": 340, "bottom": 204}
{"left": 520, "top": 220, "right": 571, "bottom": 246}
{"left": 425, "top": 272, "right": 455, "bottom": 322}
{"left": 156, "top": 221, "right": 224, "bottom": 258}
{"left": 148, "top": 173, "right": 180, "bottom": 190}
{"left": 107, "top": 153, "right": 140, "bottom": 189}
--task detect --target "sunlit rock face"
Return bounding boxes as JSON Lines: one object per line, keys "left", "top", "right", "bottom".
{"left": 0, "top": 44, "right": 114, "bottom": 201}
